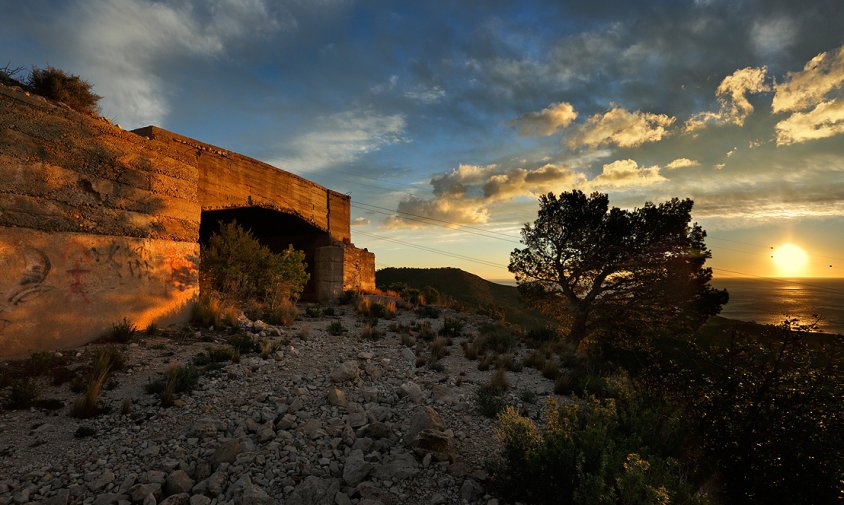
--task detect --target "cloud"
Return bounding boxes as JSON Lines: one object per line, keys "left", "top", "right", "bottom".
{"left": 271, "top": 109, "right": 407, "bottom": 172}
{"left": 684, "top": 66, "right": 769, "bottom": 132}
{"left": 389, "top": 195, "right": 490, "bottom": 227}
{"left": 58, "top": 0, "right": 286, "bottom": 126}
{"left": 483, "top": 164, "right": 586, "bottom": 201}
{"left": 772, "top": 45, "right": 844, "bottom": 113}
{"left": 567, "top": 106, "right": 675, "bottom": 148}
{"left": 665, "top": 158, "right": 700, "bottom": 169}
{"left": 388, "top": 162, "right": 585, "bottom": 227}
{"left": 351, "top": 217, "right": 371, "bottom": 226}
{"left": 591, "top": 159, "right": 667, "bottom": 188}
{"left": 508, "top": 102, "right": 578, "bottom": 137}
{"left": 775, "top": 99, "right": 844, "bottom": 145}
{"left": 751, "top": 17, "right": 796, "bottom": 58}
{"left": 404, "top": 85, "right": 446, "bottom": 103}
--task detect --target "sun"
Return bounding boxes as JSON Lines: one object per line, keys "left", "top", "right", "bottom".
{"left": 771, "top": 243, "right": 809, "bottom": 276}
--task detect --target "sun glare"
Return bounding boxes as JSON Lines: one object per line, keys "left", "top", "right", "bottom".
{"left": 771, "top": 243, "right": 809, "bottom": 276}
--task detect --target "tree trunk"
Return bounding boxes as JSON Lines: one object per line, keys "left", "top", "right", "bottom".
{"left": 569, "top": 304, "right": 589, "bottom": 343}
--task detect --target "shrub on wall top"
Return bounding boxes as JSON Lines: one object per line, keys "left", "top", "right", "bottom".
{"left": 28, "top": 66, "right": 101, "bottom": 114}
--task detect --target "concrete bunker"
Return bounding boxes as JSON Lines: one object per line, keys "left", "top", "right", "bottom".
{"left": 0, "top": 83, "right": 375, "bottom": 357}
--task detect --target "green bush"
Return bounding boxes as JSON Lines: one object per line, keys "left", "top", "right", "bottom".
{"left": 202, "top": 221, "right": 309, "bottom": 303}
{"left": 6, "top": 381, "right": 40, "bottom": 409}
{"left": 305, "top": 306, "right": 322, "bottom": 318}
{"left": 440, "top": 317, "right": 464, "bottom": 338}
{"left": 228, "top": 333, "right": 260, "bottom": 354}
{"left": 421, "top": 286, "right": 440, "bottom": 304}
{"left": 415, "top": 305, "right": 441, "bottom": 319}
{"left": 145, "top": 364, "right": 199, "bottom": 407}
{"left": 28, "top": 66, "right": 101, "bottom": 114}
{"left": 328, "top": 321, "right": 345, "bottom": 336}
{"left": 666, "top": 320, "right": 844, "bottom": 505}
{"left": 476, "top": 385, "right": 507, "bottom": 418}
{"left": 493, "top": 387, "right": 703, "bottom": 505}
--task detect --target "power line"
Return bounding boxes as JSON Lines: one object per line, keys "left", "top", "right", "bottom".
{"left": 356, "top": 230, "right": 510, "bottom": 271}
{"left": 352, "top": 201, "right": 521, "bottom": 240}
{"left": 351, "top": 202, "right": 520, "bottom": 244}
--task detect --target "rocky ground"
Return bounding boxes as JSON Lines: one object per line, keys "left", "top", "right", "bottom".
{"left": 0, "top": 301, "right": 560, "bottom": 505}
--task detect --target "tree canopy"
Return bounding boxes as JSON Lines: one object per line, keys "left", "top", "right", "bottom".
{"left": 509, "top": 190, "right": 727, "bottom": 343}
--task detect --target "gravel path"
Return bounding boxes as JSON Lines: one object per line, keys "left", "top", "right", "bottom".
{"left": 0, "top": 303, "right": 557, "bottom": 505}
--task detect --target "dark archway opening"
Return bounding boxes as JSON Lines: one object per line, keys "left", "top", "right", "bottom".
{"left": 199, "top": 206, "right": 332, "bottom": 301}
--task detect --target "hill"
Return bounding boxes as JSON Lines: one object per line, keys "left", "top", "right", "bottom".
{"left": 375, "top": 267, "right": 548, "bottom": 329}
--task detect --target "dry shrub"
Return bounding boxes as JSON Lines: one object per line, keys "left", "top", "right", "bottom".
{"left": 496, "top": 353, "right": 514, "bottom": 371}
{"left": 462, "top": 341, "right": 480, "bottom": 360}
{"left": 28, "top": 66, "right": 101, "bottom": 114}
{"left": 478, "top": 354, "right": 493, "bottom": 371}
{"left": 192, "top": 292, "right": 239, "bottom": 328}
{"left": 489, "top": 368, "right": 509, "bottom": 393}
{"left": 524, "top": 349, "right": 547, "bottom": 370}
{"left": 400, "top": 333, "right": 415, "bottom": 348}
{"left": 430, "top": 336, "right": 449, "bottom": 362}
{"left": 542, "top": 359, "right": 561, "bottom": 380}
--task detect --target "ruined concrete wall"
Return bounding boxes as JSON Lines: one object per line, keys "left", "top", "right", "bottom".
{"left": 0, "top": 86, "right": 200, "bottom": 357}
{"left": 314, "top": 246, "right": 345, "bottom": 303}
{"left": 344, "top": 246, "right": 376, "bottom": 292}
{"left": 134, "top": 126, "right": 352, "bottom": 243}
{"left": 313, "top": 245, "right": 376, "bottom": 302}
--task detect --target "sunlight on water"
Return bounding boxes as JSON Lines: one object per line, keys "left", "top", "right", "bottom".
{"left": 714, "top": 278, "right": 844, "bottom": 334}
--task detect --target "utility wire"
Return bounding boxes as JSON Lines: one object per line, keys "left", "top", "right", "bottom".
{"left": 355, "top": 230, "right": 510, "bottom": 271}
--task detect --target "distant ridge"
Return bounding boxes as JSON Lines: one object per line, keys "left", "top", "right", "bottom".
{"left": 375, "top": 267, "right": 547, "bottom": 329}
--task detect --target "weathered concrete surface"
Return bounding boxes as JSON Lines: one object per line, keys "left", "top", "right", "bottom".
{"left": 134, "top": 126, "right": 351, "bottom": 243}
{"left": 0, "top": 85, "right": 200, "bottom": 357}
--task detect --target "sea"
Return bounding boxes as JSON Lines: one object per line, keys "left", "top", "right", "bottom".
{"left": 712, "top": 278, "right": 844, "bottom": 335}
{"left": 489, "top": 277, "right": 844, "bottom": 335}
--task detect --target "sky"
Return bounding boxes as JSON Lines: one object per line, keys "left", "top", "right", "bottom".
{"left": 3, "top": 0, "right": 844, "bottom": 280}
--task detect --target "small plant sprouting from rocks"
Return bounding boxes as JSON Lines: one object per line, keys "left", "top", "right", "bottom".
{"left": 6, "top": 381, "right": 40, "bottom": 409}
{"left": 146, "top": 323, "right": 160, "bottom": 336}
{"left": 542, "top": 359, "right": 561, "bottom": 380}
{"left": 120, "top": 399, "right": 132, "bottom": 416}
{"left": 145, "top": 364, "right": 199, "bottom": 407}
{"left": 305, "top": 305, "right": 322, "bottom": 318}
{"left": 440, "top": 317, "right": 464, "bottom": 338}
{"left": 108, "top": 317, "right": 137, "bottom": 343}
{"left": 412, "top": 320, "right": 436, "bottom": 341}
{"left": 69, "top": 346, "right": 124, "bottom": 418}
{"left": 323, "top": 306, "right": 335, "bottom": 316}
{"left": 228, "top": 333, "right": 260, "bottom": 354}
{"left": 478, "top": 354, "right": 493, "bottom": 371}
{"left": 328, "top": 321, "right": 346, "bottom": 336}
{"left": 489, "top": 369, "right": 510, "bottom": 394}
{"left": 27, "top": 351, "right": 55, "bottom": 376}
{"left": 298, "top": 326, "right": 311, "bottom": 340}
{"left": 495, "top": 353, "right": 514, "bottom": 371}
{"left": 429, "top": 337, "right": 449, "bottom": 363}
{"left": 260, "top": 339, "right": 282, "bottom": 359}
{"left": 361, "top": 322, "right": 383, "bottom": 341}
{"left": 476, "top": 385, "right": 507, "bottom": 418}
{"left": 400, "top": 333, "right": 415, "bottom": 348}
{"left": 519, "top": 389, "right": 538, "bottom": 404}
{"left": 462, "top": 340, "right": 480, "bottom": 360}
{"left": 415, "top": 305, "right": 441, "bottom": 319}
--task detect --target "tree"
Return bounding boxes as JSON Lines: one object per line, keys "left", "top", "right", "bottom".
{"left": 509, "top": 190, "right": 727, "bottom": 344}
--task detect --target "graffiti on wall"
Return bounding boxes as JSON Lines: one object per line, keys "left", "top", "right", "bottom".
{"left": 0, "top": 247, "right": 55, "bottom": 332}
{"left": 89, "top": 242, "right": 154, "bottom": 281}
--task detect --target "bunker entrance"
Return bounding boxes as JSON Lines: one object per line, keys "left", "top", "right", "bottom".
{"left": 199, "top": 206, "right": 331, "bottom": 301}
